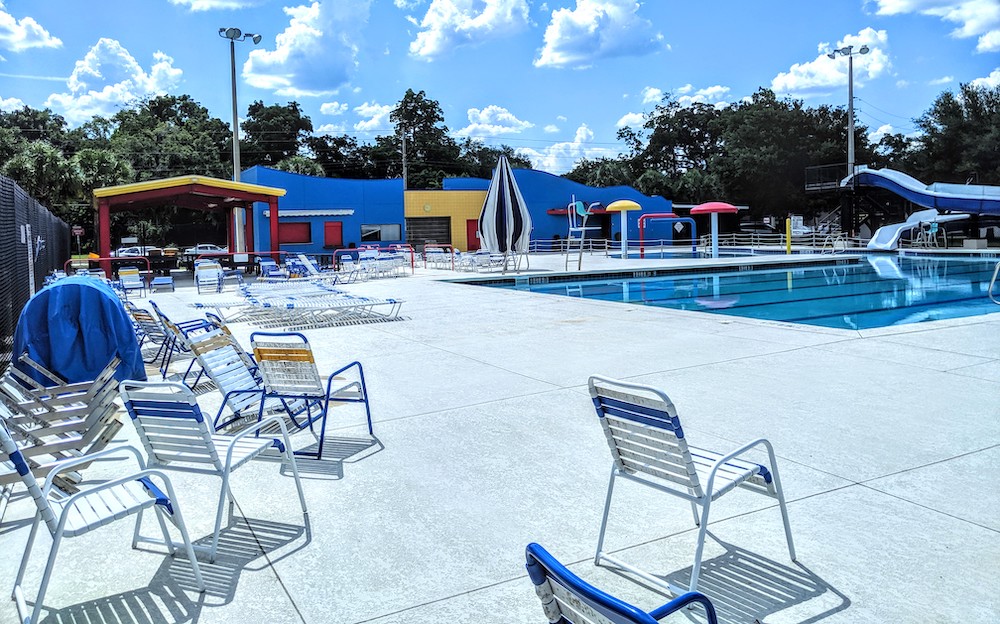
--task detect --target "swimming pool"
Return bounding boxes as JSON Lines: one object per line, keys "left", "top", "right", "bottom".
{"left": 493, "top": 256, "right": 1000, "bottom": 330}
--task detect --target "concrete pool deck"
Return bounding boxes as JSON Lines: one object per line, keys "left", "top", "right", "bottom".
{"left": 1, "top": 251, "right": 998, "bottom": 623}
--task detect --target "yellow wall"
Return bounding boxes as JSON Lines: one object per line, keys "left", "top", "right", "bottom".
{"left": 404, "top": 190, "right": 486, "bottom": 251}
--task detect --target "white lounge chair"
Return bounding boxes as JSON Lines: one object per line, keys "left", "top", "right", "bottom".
{"left": 120, "top": 380, "right": 308, "bottom": 562}
{"left": 589, "top": 375, "right": 796, "bottom": 595}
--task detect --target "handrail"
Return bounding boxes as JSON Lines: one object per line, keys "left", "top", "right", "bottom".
{"left": 988, "top": 261, "right": 1000, "bottom": 305}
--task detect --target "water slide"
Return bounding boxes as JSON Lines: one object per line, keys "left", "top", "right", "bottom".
{"left": 843, "top": 167, "right": 1000, "bottom": 250}
{"left": 866, "top": 209, "right": 969, "bottom": 250}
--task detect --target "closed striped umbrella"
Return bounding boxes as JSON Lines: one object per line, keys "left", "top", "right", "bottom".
{"left": 477, "top": 156, "right": 532, "bottom": 270}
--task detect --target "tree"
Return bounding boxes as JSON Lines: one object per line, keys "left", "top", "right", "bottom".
{"left": 241, "top": 101, "right": 313, "bottom": 168}
{"left": 912, "top": 83, "right": 1000, "bottom": 184}
{"left": 110, "top": 95, "right": 231, "bottom": 180}
{"left": 275, "top": 155, "right": 325, "bottom": 177}
{"left": 304, "top": 134, "right": 373, "bottom": 178}
{"left": 390, "top": 89, "right": 461, "bottom": 188}
{"left": 2, "top": 141, "right": 80, "bottom": 213}
{"left": 457, "top": 139, "right": 532, "bottom": 178}
{"left": 0, "top": 106, "right": 71, "bottom": 153}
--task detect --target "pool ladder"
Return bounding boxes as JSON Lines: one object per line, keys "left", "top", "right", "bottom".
{"left": 988, "top": 261, "right": 1000, "bottom": 305}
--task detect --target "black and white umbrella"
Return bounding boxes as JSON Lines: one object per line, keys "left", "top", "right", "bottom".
{"left": 477, "top": 156, "right": 531, "bottom": 271}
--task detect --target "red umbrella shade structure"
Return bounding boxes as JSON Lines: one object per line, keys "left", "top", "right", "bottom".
{"left": 691, "top": 202, "right": 738, "bottom": 258}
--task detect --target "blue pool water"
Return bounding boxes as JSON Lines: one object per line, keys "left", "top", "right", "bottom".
{"left": 496, "top": 256, "right": 1000, "bottom": 330}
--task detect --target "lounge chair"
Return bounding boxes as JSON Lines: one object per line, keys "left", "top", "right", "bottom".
{"left": 250, "top": 331, "right": 373, "bottom": 460}
{"left": 525, "top": 543, "right": 718, "bottom": 624}
{"left": 120, "top": 380, "right": 308, "bottom": 561}
{"left": 117, "top": 266, "right": 146, "bottom": 299}
{"left": 1, "top": 415, "right": 204, "bottom": 624}
{"left": 589, "top": 375, "right": 796, "bottom": 595}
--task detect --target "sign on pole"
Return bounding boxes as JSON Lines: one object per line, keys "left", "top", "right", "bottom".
{"left": 72, "top": 226, "right": 84, "bottom": 236}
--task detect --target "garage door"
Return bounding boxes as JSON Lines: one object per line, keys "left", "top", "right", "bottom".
{"left": 405, "top": 217, "right": 451, "bottom": 250}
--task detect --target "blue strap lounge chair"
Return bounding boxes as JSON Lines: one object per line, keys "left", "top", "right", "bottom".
{"left": 589, "top": 375, "right": 796, "bottom": 596}
{"left": 525, "top": 543, "right": 718, "bottom": 624}
{"left": 120, "top": 380, "right": 308, "bottom": 562}
{"left": 1, "top": 415, "right": 204, "bottom": 624}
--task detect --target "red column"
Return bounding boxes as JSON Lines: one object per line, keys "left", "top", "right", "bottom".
{"left": 98, "top": 198, "right": 112, "bottom": 276}
{"left": 245, "top": 202, "right": 255, "bottom": 252}
{"left": 268, "top": 197, "right": 279, "bottom": 261}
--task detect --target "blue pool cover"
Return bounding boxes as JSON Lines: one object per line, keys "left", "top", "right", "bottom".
{"left": 13, "top": 276, "right": 146, "bottom": 384}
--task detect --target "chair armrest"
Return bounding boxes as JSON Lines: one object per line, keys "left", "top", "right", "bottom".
{"left": 41, "top": 445, "right": 147, "bottom": 498}
{"left": 324, "top": 361, "right": 363, "bottom": 395}
{"left": 649, "top": 591, "right": 718, "bottom": 623}
{"left": 223, "top": 415, "right": 293, "bottom": 467}
{"left": 703, "top": 438, "right": 773, "bottom": 495}
{"left": 55, "top": 468, "right": 178, "bottom": 523}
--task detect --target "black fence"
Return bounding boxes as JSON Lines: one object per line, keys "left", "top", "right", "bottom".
{"left": 0, "top": 175, "right": 71, "bottom": 374}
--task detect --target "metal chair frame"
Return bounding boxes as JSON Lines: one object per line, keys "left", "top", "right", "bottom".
{"left": 589, "top": 375, "right": 796, "bottom": 596}
{"left": 1, "top": 418, "right": 204, "bottom": 624}
{"left": 526, "top": 543, "right": 718, "bottom": 624}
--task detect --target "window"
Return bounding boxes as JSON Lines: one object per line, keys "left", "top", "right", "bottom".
{"left": 324, "top": 221, "right": 343, "bottom": 248}
{"left": 278, "top": 222, "right": 311, "bottom": 244}
{"left": 361, "top": 223, "right": 401, "bottom": 242}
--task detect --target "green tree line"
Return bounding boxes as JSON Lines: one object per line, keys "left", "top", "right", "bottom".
{"left": 0, "top": 83, "right": 996, "bottom": 239}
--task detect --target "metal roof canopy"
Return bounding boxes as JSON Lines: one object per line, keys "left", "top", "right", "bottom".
{"left": 93, "top": 175, "right": 286, "bottom": 272}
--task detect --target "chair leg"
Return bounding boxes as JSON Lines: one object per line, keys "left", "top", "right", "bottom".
{"left": 594, "top": 466, "right": 618, "bottom": 566}
{"left": 689, "top": 498, "right": 712, "bottom": 593}
{"left": 12, "top": 513, "right": 41, "bottom": 600}
{"left": 279, "top": 428, "right": 308, "bottom": 517}
{"left": 157, "top": 479, "right": 206, "bottom": 592}
{"left": 28, "top": 527, "right": 65, "bottom": 624}
{"left": 210, "top": 472, "right": 236, "bottom": 562}
{"left": 764, "top": 443, "right": 797, "bottom": 561}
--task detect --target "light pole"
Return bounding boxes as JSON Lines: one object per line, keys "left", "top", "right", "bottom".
{"left": 827, "top": 44, "right": 869, "bottom": 177}
{"left": 219, "top": 27, "right": 262, "bottom": 252}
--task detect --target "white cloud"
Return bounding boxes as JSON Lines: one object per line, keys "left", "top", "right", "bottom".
{"left": 534, "top": 0, "right": 666, "bottom": 69}
{"left": 409, "top": 0, "right": 530, "bottom": 59}
{"left": 0, "top": 2, "right": 61, "bottom": 52}
{"left": 316, "top": 122, "right": 346, "bottom": 134}
{"left": 556, "top": 114, "right": 567, "bottom": 121}
{"left": 676, "top": 84, "right": 731, "bottom": 107}
{"left": 543, "top": 124, "right": 559, "bottom": 133}
{"left": 455, "top": 104, "right": 533, "bottom": 136}
{"left": 515, "top": 123, "right": 616, "bottom": 174}
{"left": 44, "top": 39, "right": 182, "bottom": 124}
{"left": 771, "top": 28, "right": 891, "bottom": 97}
{"left": 168, "top": 0, "right": 259, "bottom": 10}
{"left": 394, "top": 0, "right": 426, "bottom": 8}
{"left": 244, "top": 1, "right": 371, "bottom": 97}
{"left": 896, "top": 79, "right": 910, "bottom": 87}
{"left": 978, "top": 29, "right": 1000, "bottom": 52}
{"left": 0, "top": 94, "right": 23, "bottom": 111}
{"left": 353, "top": 101, "right": 392, "bottom": 133}
{"left": 970, "top": 67, "right": 1000, "bottom": 88}
{"left": 873, "top": 0, "right": 1000, "bottom": 53}
{"left": 616, "top": 111, "right": 644, "bottom": 127}
{"left": 320, "top": 101, "right": 348, "bottom": 115}
{"left": 868, "top": 123, "right": 893, "bottom": 143}
{"left": 640, "top": 86, "right": 662, "bottom": 104}
{"left": 928, "top": 75, "right": 954, "bottom": 85}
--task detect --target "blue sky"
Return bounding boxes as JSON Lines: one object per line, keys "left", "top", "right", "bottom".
{"left": 0, "top": 0, "right": 997, "bottom": 173}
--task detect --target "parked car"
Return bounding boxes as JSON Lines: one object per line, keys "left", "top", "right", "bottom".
{"left": 111, "top": 245, "right": 161, "bottom": 257}
{"left": 183, "top": 243, "right": 228, "bottom": 256}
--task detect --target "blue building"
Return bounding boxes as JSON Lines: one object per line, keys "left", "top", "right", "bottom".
{"left": 241, "top": 166, "right": 405, "bottom": 256}
{"left": 242, "top": 166, "right": 676, "bottom": 255}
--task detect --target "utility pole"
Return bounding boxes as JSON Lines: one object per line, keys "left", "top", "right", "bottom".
{"left": 400, "top": 127, "right": 408, "bottom": 190}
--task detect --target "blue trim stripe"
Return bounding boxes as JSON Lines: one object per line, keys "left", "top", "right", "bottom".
{"left": 125, "top": 398, "right": 205, "bottom": 423}
{"left": 756, "top": 464, "right": 772, "bottom": 484}
{"left": 137, "top": 476, "right": 174, "bottom": 515}
{"left": 271, "top": 439, "right": 285, "bottom": 454}
{"left": 594, "top": 396, "right": 683, "bottom": 436}
{"left": 11, "top": 448, "right": 30, "bottom": 477}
